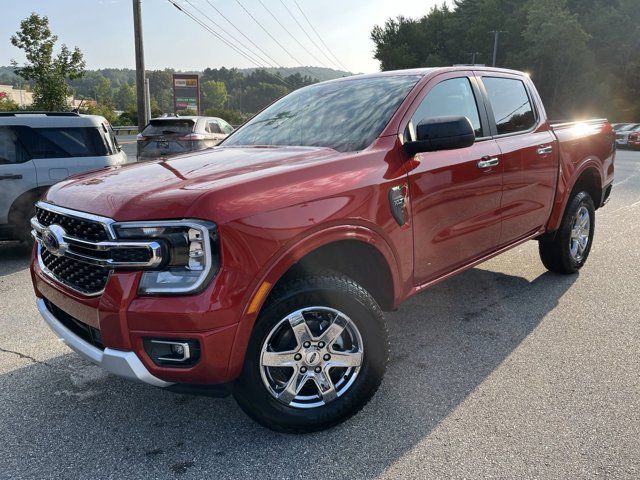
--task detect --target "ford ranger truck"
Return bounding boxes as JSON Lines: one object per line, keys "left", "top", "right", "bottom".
{"left": 30, "top": 67, "right": 615, "bottom": 433}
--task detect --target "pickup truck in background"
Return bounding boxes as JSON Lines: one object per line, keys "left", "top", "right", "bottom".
{"left": 29, "top": 67, "right": 615, "bottom": 433}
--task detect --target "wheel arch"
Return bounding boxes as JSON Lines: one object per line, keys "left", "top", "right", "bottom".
{"left": 6, "top": 186, "right": 49, "bottom": 239}
{"left": 547, "top": 160, "right": 603, "bottom": 233}
{"left": 226, "top": 224, "right": 403, "bottom": 380}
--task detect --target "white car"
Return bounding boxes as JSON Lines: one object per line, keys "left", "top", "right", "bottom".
{"left": 0, "top": 112, "right": 127, "bottom": 241}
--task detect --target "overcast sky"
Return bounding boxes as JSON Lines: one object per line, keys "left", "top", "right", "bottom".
{"left": 0, "top": 0, "right": 447, "bottom": 74}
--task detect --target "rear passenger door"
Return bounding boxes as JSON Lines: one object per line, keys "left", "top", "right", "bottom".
{"left": 476, "top": 73, "right": 557, "bottom": 245}
{"left": 16, "top": 126, "right": 113, "bottom": 184}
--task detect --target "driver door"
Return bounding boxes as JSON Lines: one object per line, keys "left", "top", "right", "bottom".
{"left": 403, "top": 73, "right": 503, "bottom": 284}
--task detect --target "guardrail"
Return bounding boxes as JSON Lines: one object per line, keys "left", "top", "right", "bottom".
{"left": 112, "top": 126, "right": 138, "bottom": 135}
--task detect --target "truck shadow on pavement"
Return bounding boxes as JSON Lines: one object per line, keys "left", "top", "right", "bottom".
{"left": 0, "top": 267, "right": 576, "bottom": 479}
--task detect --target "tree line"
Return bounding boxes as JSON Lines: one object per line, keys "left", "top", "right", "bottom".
{"left": 371, "top": 0, "right": 640, "bottom": 121}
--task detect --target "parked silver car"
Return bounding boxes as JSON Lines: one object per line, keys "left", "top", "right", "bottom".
{"left": 136, "top": 116, "right": 234, "bottom": 160}
{"left": 0, "top": 112, "right": 127, "bottom": 241}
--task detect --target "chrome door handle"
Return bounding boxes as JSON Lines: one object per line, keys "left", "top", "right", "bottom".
{"left": 537, "top": 145, "right": 553, "bottom": 155}
{"left": 477, "top": 157, "right": 499, "bottom": 168}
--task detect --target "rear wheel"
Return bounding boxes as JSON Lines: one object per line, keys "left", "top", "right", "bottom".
{"left": 233, "top": 274, "right": 388, "bottom": 433}
{"left": 539, "top": 191, "right": 595, "bottom": 274}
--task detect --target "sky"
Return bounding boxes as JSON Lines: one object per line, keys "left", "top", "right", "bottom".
{"left": 0, "top": 0, "right": 446, "bottom": 74}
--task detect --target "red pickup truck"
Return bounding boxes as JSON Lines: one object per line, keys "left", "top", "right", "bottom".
{"left": 30, "top": 67, "right": 615, "bottom": 433}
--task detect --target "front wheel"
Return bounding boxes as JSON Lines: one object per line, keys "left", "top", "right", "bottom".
{"left": 539, "top": 191, "right": 595, "bottom": 274}
{"left": 233, "top": 274, "right": 389, "bottom": 433}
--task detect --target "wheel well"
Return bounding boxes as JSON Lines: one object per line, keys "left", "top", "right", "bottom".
{"left": 571, "top": 168, "right": 602, "bottom": 209}
{"left": 277, "top": 240, "right": 396, "bottom": 311}
{"left": 8, "top": 187, "right": 47, "bottom": 222}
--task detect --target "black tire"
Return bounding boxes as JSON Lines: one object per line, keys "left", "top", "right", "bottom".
{"left": 233, "top": 274, "right": 389, "bottom": 433}
{"left": 538, "top": 191, "right": 595, "bottom": 274}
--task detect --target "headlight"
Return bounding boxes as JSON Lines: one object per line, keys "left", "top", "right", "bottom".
{"left": 113, "top": 220, "right": 219, "bottom": 295}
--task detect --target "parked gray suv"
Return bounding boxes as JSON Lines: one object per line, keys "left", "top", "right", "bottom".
{"left": 136, "top": 115, "right": 234, "bottom": 160}
{"left": 0, "top": 112, "right": 127, "bottom": 241}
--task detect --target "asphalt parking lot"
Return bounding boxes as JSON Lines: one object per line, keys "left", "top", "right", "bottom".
{"left": 1, "top": 150, "right": 639, "bottom": 479}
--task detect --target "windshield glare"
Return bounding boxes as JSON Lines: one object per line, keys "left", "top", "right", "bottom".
{"left": 224, "top": 75, "right": 420, "bottom": 152}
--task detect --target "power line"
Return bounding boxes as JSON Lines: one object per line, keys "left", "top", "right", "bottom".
{"left": 292, "top": 0, "right": 349, "bottom": 72}
{"left": 233, "top": 0, "right": 305, "bottom": 67}
{"left": 256, "top": 0, "right": 331, "bottom": 69}
{"left": 169, "top": 0, "right": 267, "bottom": 68}
{"left": 168, "top": 0, "right": 293, "bottom": 88}
{"left": 205, "top": 0, "right": 282, "bottom": 69}
{"left": 277, "top": 0, "right": 342, "bottom": 71}
{"left": 183, "top": 0, "right": 274, "bottom": 68}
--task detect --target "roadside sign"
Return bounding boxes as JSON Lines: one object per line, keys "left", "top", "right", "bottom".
{"left": 173, "top": 74, "right": 200, "bottom": 113}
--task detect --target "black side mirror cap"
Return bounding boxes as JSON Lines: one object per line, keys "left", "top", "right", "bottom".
{"left": 404, "top": 115, "right": 475, "bottom": 156}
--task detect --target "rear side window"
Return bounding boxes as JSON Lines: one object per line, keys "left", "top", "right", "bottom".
{"left": 142, "top": 120, "right": 194, "bottom": 136}
{"left": 409, "top": 77, "right": 482, "bottom": 139}
{"left": 206, "top": 121, "right": 222, "bottom": 134}
{"left": 0, "top": 127, "right": 30, "bottom": 164}
{"left": 482, "top": 77, "right": 536, "bottom": 134}
{"left": 14, "top": 127, "right": 110, "bottom": 159}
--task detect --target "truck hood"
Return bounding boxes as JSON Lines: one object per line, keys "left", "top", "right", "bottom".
{"left": 44, "top": 146, "right": 343, "bottom": 222}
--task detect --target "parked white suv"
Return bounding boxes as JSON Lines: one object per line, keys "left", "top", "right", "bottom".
{"left": 0, "top": 112, "right": 127, "bottom": 241}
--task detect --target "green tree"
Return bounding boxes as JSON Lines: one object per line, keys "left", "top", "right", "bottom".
{"left": 201, "top": 80, "right": 228, "bottom": 110}
{"left": 517, "top": 0, "right": 593, "bottom": 116}
{"left": 94, "top": 77, "right": 113, "bottom": 107}
{"left": 10, "top": 13, "right": 85, "bottom": 111}
{"left": 147, "top": 69, "right": 173, "bottom": 113}
{"left": 114, "top": 82, "right": 136, "bottom": 111}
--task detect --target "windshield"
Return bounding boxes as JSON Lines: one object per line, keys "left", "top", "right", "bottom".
{"left": 223, "top": 75, "right": 420, "bottom": 152}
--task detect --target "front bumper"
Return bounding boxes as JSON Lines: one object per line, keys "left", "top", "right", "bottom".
{"left": 37, "top": 298, "right": 172, "bottom": 388}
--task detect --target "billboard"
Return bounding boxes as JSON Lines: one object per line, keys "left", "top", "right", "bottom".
{"left": 173, "top": 74, "right": 200, "bottom": 113}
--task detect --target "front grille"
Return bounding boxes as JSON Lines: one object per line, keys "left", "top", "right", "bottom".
{"left": 44, "top": 298, "right": 104, "bottom": 350}
{"left": 34, "top": 203, "right": 162, "bottom": 295}
{"left": 41, "top": 247, "right": 110, "bottom": 294}
{"left": 36, "top": 206, "right": 109, "bottom": 242}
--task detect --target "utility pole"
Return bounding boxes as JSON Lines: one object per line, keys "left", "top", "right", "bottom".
{"left": 489, "top": 30, "right": 507, "bottom": 67}
{"left": 132, "top": 0, "right": 148, "bottom": 131}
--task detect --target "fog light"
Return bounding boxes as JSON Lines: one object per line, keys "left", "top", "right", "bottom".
{"left": 172, "top": 344, "right": 185, "bottom": 356}
{"left": 143, "top": 338, "right": 200, "bottom": 367}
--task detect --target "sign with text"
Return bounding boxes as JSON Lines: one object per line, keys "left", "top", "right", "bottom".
{"left": 172, "top": 74, "right": 200, "bottom": 113}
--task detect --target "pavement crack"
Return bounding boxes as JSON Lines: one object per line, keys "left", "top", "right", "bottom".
{"left": 0, "top": 347, "right": 52, "bottom": 368}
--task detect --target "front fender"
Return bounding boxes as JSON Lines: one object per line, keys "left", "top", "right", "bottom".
{"left": 225, "top": 222, "right": 403, "bottom": 380}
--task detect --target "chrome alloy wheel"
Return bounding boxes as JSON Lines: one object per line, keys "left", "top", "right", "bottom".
{"left": 259, "top": 306, "right": 364, "bottom": 409}
{"left": 569, "top": 206, "right": 591, "bottom": 262}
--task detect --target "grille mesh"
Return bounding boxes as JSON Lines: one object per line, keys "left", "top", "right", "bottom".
{"left": 36, "top": 206, "right": 109, "bottom": 242}
{"left": 41, "top": 247, "right": 110, "bottom": 294}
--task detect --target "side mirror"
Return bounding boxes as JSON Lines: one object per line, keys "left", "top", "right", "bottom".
{"left": 404, "top": 116, "right": 475, "bottom": 156}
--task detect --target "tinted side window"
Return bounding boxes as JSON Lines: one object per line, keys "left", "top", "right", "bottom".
{"left": 409, "top": 77, "right": 482, "bottom": 140}
{"left": 15, "top": 127, "right": 110, "bottom": 159}
{"left": 482, "top": 77, "right": 536, "bottom": 134}
{"left": 208, "top": 121, "right": 222, "bottom": 134}
{"left": 0, "top": 127, "right": 30, "bottom": 164}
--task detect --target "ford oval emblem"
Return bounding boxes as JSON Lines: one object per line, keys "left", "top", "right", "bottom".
{"left": 42, "top": 224, "right": 68, "bottom": 257}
